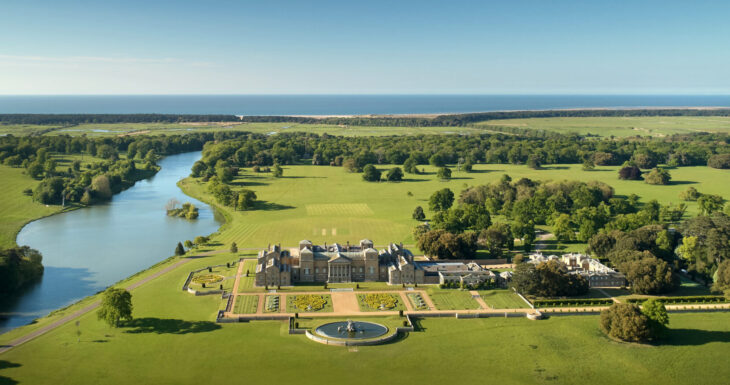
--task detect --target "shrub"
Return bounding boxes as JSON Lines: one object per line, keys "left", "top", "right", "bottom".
{"left": 600, "top": 303, "right": 651, "bottom": 342}
{"left": 707, "top": 154, "right": 730, "bottom": 169}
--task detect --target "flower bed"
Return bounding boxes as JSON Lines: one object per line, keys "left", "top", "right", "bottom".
{"left": 191, "top": 274, "right": 224, "bottom": 285}
{"left": 291, "top": 295, "right": 328, "bottom": 311}
{"left": 359, "top": 294, "right": 400, "bottom": 311}
{"left": 532, "top": 298, "right": 613, "bottom": 308}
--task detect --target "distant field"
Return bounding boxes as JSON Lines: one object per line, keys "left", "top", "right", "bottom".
{"left": 478, "top": 116, "right": 730, "bottom": 137}
{"left": 0, "top": 122, "right": 484, "bottom": 137}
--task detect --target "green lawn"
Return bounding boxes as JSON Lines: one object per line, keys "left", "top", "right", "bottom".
{"left": 2, "top": 310, "right": 730, "bottom": 384}
{"left": 479, "top": 289, "right": 530, "bottom": 309}
{"left": 426, "top": 289, "right": 480, "bottom": 310}
{"left": 233, "top": 295, "right": 259, "bottom": 314}
{"left": 478, "top": 116, "right": 730, "bottom": 137}
{"left": 236, "top": 259, "right": 258, "bottom": 292}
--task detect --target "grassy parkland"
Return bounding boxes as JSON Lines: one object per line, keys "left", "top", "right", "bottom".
{"left": 2, "top": 114, "right": 730, "bottom": 384}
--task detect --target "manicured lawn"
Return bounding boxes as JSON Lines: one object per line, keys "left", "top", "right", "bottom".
{"left": 479, "top": 290, "right": 530, "bottom": 309}
{"left": 426, "top": 289, "right": 480, "bottom": 310}
{"left": 233, "top": 295, "right": 259, "bottom": 314}
{"left": 285, "top": 294, "right": 333, "bottom": 313}
{"left": 356, "top": 293, "right": 406, "bottom": 312}
{"left": 3, "top": 310, "right": 730, "bottom": 385}
{"left": 237, "top": 259, "right": 258, "bottom": 292}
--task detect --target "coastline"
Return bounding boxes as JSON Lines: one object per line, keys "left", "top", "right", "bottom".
{"left": 282, "top": 106, "right": 730, "bottom": 119}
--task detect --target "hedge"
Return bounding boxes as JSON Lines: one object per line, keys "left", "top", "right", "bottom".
{"left": 626, "top": 295, "right": 727, "bottom": 305}
{"left": 532, "top": 298, "right": 614, "bottom": 308}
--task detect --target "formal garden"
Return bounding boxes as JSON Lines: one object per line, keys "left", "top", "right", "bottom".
{"left": 286, "top": 294, "right": 333, "bottom": 313}
{"left": 357, "top": 293, "right": 406, "bottom": 312}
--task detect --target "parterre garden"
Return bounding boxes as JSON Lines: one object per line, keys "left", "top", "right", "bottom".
{"left": 357, "top": 293, "right": 405, "bottom": 311}
{"left": 286, "top": 294, "right": 333, "bottom": 313}
{"left": 233, "top": 295, "right": 259, "bottom": 314}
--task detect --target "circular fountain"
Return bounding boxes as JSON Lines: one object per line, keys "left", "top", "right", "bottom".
{"left": 308, "top": 320, "right": 396, "bottom": 345}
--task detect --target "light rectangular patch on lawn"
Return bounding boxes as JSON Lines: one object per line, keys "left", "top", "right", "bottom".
{"left": 306, "top": 203, "right": 374, "bottom": 216}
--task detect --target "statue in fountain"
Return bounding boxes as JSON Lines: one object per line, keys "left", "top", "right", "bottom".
{"left": 346, "top": 320, "right": 356, "bottom": 333}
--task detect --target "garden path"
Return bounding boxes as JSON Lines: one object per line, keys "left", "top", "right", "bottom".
{"left": 470, "top": 291, "right": 490, "bottom": 309}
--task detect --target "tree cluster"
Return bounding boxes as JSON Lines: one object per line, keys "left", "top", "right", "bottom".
{"left": 510, "top": 260, "right": 589, "bottom": 297}
{"left": 0, "top": 246, "right": 44, "bottom": 296}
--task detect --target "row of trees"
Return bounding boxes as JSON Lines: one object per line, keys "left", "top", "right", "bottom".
{"left": 196, "top": 131, "right": 730, "bottom": 171}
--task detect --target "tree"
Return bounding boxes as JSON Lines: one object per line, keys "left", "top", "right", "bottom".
{"left": 237, "top": 189, "right": 257, "bottom": 210}
{"left": 552, "top": 214, "right": 574, "bottom": 242}
{"left": 191, "top": 160, "right": 208, "bottom": 177}
{"left": 527, "top": 155, "right": 541, "bottom": 169}
{"left": 230, "top": 242, "right": 238, "bottom": 253}
{"left": 436, "top": 167, "right": 451, "bottom": 181}
{"left": 386, "top": 167, "right": 403, "bottom": 182}
{"left": 582, "top": 158, "right": 595, "bottom": 171}
{"left": 679, "top": 186, "right": 701, "bottom": 201}
{"left": 712, "top": 260, "right": 730, "bottom": 296}
{"left": 184, "top": 240, "right": 193, "bottom": 249}
{"left": 620, "top": 257, "right": 678, "bottom": 294}
{"left": 80, "top": 189, "right": 92, "bottom": 205}
{"left": 91, "top": 175, "right": 112, "bottom": 200}
{"left": 194, "top": 236, "right": 208, "bottom": 246}
{"left": 641, "top": 298, "right": 669, "bottom": 338}
{"left": 27, "top": 162, "right": 44, "bottom": 179}
{"left": 272, "top": 164, "right": 283, "bottom": 177}
{"left": 644, "top": 168, "right": 671, "bottom": 185}
{"left": 697, "top": 194, "right": 724, "bottom": 215}
{"left": 362, "top": 164, "right": 381, "bottom": 182}
{"left": 600, "top": 303, "right": 651, "bottom": 343}
{"left": 618, "top": 165, "right": 642, "bottom": 180}
{"left": 707, "top": 154, "right": 730, "bottom": 169}
{"left": 403, "top": 157, "right": 419, "bottom": 174}
{"left": 429, "top": 188, "right": 454, "bottom": 212}
{"left": 429, "top": 154, "right": 445, "bottom": 167}
{"left": 174, "top": 242, "right": 185, "bottom": 256}
{"left": 97, "top": 288, "right": 133, "bottom": 328}
{"left": 412, "top": 206, "right": 426, "bottom": 221}
{"left": 510, "top": 260, "right": 588, "bottom": 297}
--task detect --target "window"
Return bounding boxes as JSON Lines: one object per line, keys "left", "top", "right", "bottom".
{"left": 315, "top": 268, "right": 319, "bottom": 274}
{"left": 304, "top": 268, "right": 310, "bottom": 275}
{"left": 359, "top": 267, "right": 363, "bottom": 273}
{"left": 369, "top": 267, "right": 374, "bottom": 274}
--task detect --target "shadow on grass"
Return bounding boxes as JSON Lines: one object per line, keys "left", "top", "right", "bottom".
{"left": 662, "top": 328, "right": 730, "bottom": 346}
{"left": 0, "top": 360, "right": 20, "bottom": 385}
{"left": 124, "top": 318, "right": 222, "bottom": 334}
{"left": 401, "top": 178, "right": 430, "bottom": 182}
{"left": 231, "top": 180, "right": 269, "bottom": 187}
{"left": 668, "top": 180, "right": 697, "bottom": 186}
{"left": 254, "top": 201, "right": 295, "bottom": 211}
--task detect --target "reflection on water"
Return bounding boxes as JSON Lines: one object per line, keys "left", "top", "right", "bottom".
{"left": 1, "top": 152, "right": 221, "bottom": 333}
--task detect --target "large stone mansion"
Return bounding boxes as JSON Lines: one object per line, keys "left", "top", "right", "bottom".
{"left": 255, "top": 239, "right": 424, "bottom": 286}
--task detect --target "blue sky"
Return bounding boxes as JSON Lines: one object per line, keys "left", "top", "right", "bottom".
{"left": 1, "top": 0, "right": 729, "bottom": 94}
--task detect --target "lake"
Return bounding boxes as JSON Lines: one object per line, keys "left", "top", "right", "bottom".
{"left": 0, "top": 151, "right": 221, "bottom": 333}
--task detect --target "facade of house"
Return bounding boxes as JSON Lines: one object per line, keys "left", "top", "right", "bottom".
{"left": 527, "top": 252, "right": 626, "bottom": 288}
{"left": 255, "top": 239, "right": 424, "bottom": 286}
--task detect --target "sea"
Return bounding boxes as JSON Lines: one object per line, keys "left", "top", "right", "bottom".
{"left": 0, "top": 95, "right": 729, "bottom": 115}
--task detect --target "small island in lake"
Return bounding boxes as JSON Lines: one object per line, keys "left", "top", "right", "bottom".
{"left": 165, "top": 199, "right": 199, "bottom": 220}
